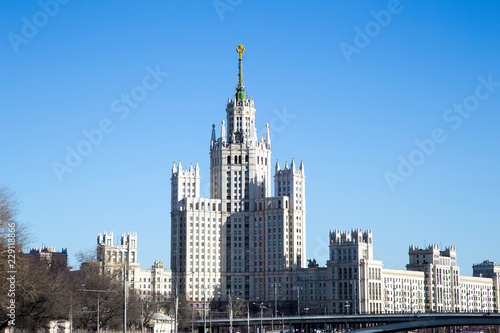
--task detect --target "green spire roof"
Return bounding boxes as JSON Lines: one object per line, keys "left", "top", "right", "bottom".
{"left": 235, "top": 44, "right": 246, "bottom": 101}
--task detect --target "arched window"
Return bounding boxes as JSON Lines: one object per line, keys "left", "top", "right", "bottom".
{"left": 245, "top": 155, "right": 249, "bottom": 163}
{"left": 196, "top": 203, "right": 199, "bottom": 210}
{"left": 259, "top": 203, "right": 263, "bottom": 210}
{"left": 239, "top": 155, "right": 242, "bottom": 164}
{"left": 218, "top": 203, "right": 222, "bottom": 211}
{"left": 234, "top": 156, "right": 238, "bottom": 164}
{"left": 278, "top": 200, "right": 281, "bottom": 208}
{"left": 227, "top": 156, "right": 231, "bottom": 164}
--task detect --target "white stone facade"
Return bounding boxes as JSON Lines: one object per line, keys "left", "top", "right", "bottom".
{"left": 170, "top": 50, "right": 306, "bottom": 303}
{"left": 406, "top": 244, "right": 497, "bottom": 313}
{"left": 94, "top": 47, "right": 500, "bottom": 315}
{"left": 382, "top": 269, "right": 425, "bottom": 313}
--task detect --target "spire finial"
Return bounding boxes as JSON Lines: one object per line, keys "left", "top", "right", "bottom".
{"left": 265, "top": 123, "right": 271, "bottom": 146}
{"left": 211, "top": 124, "right": 216, "bottom": 142}
{"left": 236, "top": 44, "right": 245, "bottom": 60}
{"left": 221, "top": 120, "right": 226, "bottom": 142}
{"left": 235, "top": 44, "right": 246, "bottom": 101}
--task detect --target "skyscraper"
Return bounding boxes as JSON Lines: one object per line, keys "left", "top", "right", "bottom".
{"left": 170, "top": 45, "right": 306, "bottom": 303}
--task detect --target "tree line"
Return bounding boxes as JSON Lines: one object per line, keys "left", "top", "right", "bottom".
{"left": 0, "top": 186, "right": 195, "bottom": 330}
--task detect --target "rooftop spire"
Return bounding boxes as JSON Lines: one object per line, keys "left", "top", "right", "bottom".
{"left": 235, "top": 44, "right": 246, "bottom": 102}
{"left": 211, "top": 124, "right": 216, "bottom": 142}
{"left": 265, "top": 123, "right": 270, "bottom": 146}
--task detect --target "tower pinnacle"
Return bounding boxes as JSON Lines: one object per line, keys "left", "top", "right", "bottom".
{"left": 235, "top": 44, "right": 246, "bottom": 101}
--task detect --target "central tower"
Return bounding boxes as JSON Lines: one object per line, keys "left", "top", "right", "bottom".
{"left": 210, "top": 44, "right": 272, "bottom": 213}
{"left": 171, "top": 45, "right": 306, "bottom": 303}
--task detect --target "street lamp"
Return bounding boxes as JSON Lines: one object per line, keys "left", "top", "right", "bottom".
{"left": 195, "top": 285, "right": 207, "bottom": 333}
{"left": 204, "top": 288, "right": 207, "bottom": 333}
{"left": 271, "top": 283, "right": 281, "bottom": 319}
{"left": 229, "top": 289, "right": 234, "bottom": 333}
{"left": 277, "top": 311, "right": 285, "bottom": 333}
{"left": 253, "top": 302, "right": 266, "bottom": 333}
{"left": 173, "top": 271, "right": 196, "bottom": 333}
{"left": 79, "top": 288, "right": 117, "bottom": 333}
{"left": 117, "top": 248, "right": 129, "bottom": 333}
{"left": 293, "top": 285, "right": 303, "bottom": 316}
{"left": 350, "top": 281, "right": 357, "bottom": 315}
{"left": 236, "top": 297, "right": 251, "bottom": 333}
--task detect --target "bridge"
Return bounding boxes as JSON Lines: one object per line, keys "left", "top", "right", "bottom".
{"left": 194, "top": 313, "right": 500, "bottom": 333}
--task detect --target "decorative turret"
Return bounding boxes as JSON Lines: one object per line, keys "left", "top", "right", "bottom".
{"left": 171, "top": 159, "right": 200, "bottom": 211}
{"left": 211, "top": 124, "right": 216, "bottom": 142}
{"left": 274, "top": 156, "right": 306, "bottom": 210}
{"left": 221, "top": 120, "right": 226, "bottom": 143}
{"left": 265, "top": 123, "right": 270, "bottom": 147}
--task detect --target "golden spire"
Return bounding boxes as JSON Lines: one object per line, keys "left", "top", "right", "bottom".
{"left": 235, "top": 44, "right": 246, "bottom": 101}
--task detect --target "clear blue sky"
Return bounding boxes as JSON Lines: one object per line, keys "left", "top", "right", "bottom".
{"left": 1, "top": 1, "right": 499, "bottom": 275}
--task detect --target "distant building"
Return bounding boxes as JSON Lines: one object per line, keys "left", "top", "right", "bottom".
{"left": 97, "top": 231, "right": 172, "bottom": 301}
{"left": 472, "top": 260, "right": 500, "bottom": 311}
{"left": 473, "top": 260, "right": 500, "bottom": 278}
{"left": 147, "top": 312, "right": 175, "bottom": 333}
{"left": 406, "top": 244, "right": 460, "bottom": 312}
{"left": 407, "top": 245, "right": 497, "bottom": 313}
{"left": 29, "top": 246, "right": 68, "bottom": 269}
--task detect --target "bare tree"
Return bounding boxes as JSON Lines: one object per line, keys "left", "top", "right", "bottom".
{"left": 231, "top": 298, "right": 247, "bottom": 317}
{"left": 0, "top": 186, "right": 30, "bottom": 329}
{"left": 0, "top": 186, "right": 157, "bottom": 330}
{"left": 0, "top": 186, "right": 17, "bottom": 226}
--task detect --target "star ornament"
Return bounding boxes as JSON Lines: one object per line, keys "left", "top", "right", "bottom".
{"left": 236, "top": 44, "right": 245, "bottom": 55}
